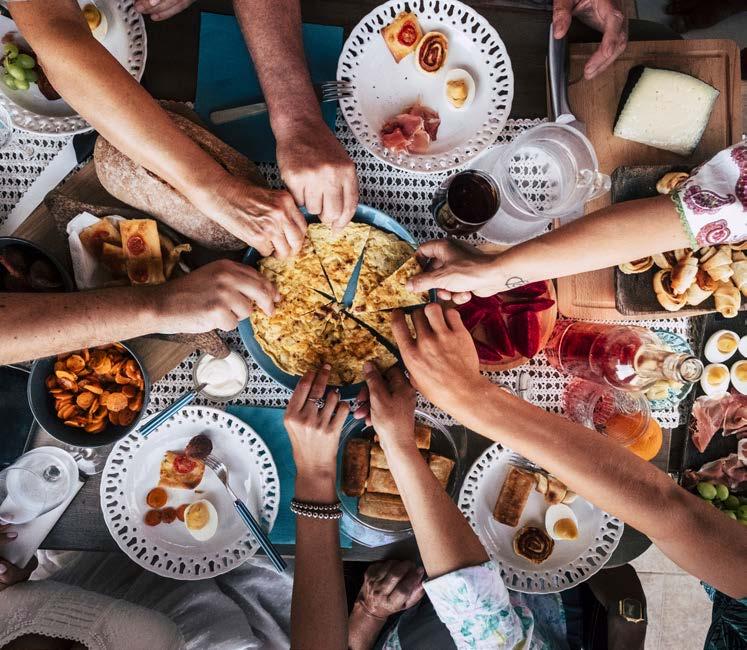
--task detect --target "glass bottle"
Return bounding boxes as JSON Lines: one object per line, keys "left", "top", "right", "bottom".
{"left": 545, "top": 321, "right": 703, "bottom": 392}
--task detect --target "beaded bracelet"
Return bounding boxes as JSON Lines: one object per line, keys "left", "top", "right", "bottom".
{"left": 290, "top": 498, "right": 343, "bottom": 520}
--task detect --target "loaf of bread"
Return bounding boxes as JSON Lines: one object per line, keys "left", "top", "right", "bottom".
{"left": 94, "top": 111, "right": 266, "bottom": 251}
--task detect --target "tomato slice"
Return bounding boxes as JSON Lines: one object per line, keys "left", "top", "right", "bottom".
{"left": 173, "top": 454, "right": 196, "bottom": 474}
{"left": 397, "top": 21, "right": 418, "bottom": 46}
{"left": 127, "top": 235, "right": 146, "bottom": 256}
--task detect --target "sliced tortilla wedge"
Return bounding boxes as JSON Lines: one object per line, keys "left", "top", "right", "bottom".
{"left": 351, "top": 230, "right": 415, "bottom": 311}
{"left": 356, "top": 256, "right": 428, "bottom": 312}
{"left": 307, "top": 223, "right": 370, "bottom": 301}
{"left": 322, "top": 314, "right": 397, "bottom": 385}
{"left": 355, "top": 310, "right": 413, "bottom": 348}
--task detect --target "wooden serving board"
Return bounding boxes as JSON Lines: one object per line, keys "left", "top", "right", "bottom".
{"left": 12, "top": 161, "right": 195, "bottom": 382}
{"left": 556, "top": 39, "right": 742, "bottom": 320}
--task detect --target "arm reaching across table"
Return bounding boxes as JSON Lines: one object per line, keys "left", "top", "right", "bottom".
{"left": 9, "top": 0, "right": 305, "bottom": 257}
{"left": 0, "top": 260, "right": 279, "bottom": 364}
{"left": 392, "top": 304, "right": 747, "bottom": 600}
{"left": 233, "top": 0, "right": 358, "bottom": 229}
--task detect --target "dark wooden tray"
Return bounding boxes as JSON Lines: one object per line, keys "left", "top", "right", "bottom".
{"left": 613, "top": 164, "right": 746, "bottom": 317}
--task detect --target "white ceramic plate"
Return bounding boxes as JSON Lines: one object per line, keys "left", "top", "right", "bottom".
{"left": 337, "top": 0, "right": 514, "bottom": 173}
{"left": 458, "top": 444, "right": 623, "bottom": 594}
{"left": 100, "top": 406, "right": 280, "bottom": 580}
{"left": 0, "top": 0, "right": 147, "bottom": 135}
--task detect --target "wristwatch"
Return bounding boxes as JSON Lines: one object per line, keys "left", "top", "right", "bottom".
{"left": 618, "top": 598, "right": 646, "bottom": 623}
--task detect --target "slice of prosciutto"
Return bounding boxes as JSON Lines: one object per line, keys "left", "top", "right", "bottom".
{"left": 380, "top": 102, "right": 441, "bottom": 154}
{"left": 683, "top": 453, "right": 747, "bottom": 492}
{"left": 691, "top": 395, "right": 729, "bottom": 453}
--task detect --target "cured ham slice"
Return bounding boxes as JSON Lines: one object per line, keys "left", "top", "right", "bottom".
{"left": 380, "top": 103, "right": 440, "bottom": 154}
{"left": 684, "top": 454, "right": 747, "bottom": 492}
{"left": 691, "top": 395, "right": 727, "bottom": 453}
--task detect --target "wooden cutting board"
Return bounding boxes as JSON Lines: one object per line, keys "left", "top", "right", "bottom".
{"left": 12, "top": 161, "right": 196, "bottom": 382}
{"left": 556, "top": 39, "right": 742, "bottom": 320}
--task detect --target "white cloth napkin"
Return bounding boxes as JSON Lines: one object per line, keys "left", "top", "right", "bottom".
{"left": 66, "top": 212, "right": 126, "bottom": 290}
{"left": 3, "top": 477, "right": 85, "bottom": 568}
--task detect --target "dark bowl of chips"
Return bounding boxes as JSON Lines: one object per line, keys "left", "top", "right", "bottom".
{"left": 0, "top": 236, "right": 73, "bottom": 293}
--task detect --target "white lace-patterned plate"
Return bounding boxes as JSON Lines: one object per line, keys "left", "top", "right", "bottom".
{"left": 101, "top": 406, "right": 280, "bottom": 581}
{"left": 337, "top": 0, "right": 513, "bottom": 173}
{"left": 0, "top": 1, "right": 147, "bottom": 135}
{"left": 458, "top": 444, "right": 623, "bottom": 594}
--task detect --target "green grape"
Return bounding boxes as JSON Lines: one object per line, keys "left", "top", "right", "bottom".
{"left": 23, "top": 68, "right": 38, "bottom": 83}
{"left": 724, "top": 495, "right": 740, "bottom": 510}
{"left": 5, "top": 62, "right": 25, "bottom": 82}
{"left": 715, "top": 484, "right": 729, "bottom": 501}
{"left": 2, "top": 74, "right": 16, "bottom": 89}
{"left": 741, "top": 519, "right": 747, "bottom": 527}
{"left": 3, "top": 43, "right": 19, "bottom": 59}
{"left": 724, "top": 510, "right": 737, "bottom": 520}
{"left": 738, "top": 505, "right": 747, "bottom": 521}
{"left": 13, "top": 78, "right": 28, "bottom": 90}
{"left": 15, "top": 53, "right": 35, "bottom": 70}
{"left": 696, "top": 482, "right": 717, "bottom": 500}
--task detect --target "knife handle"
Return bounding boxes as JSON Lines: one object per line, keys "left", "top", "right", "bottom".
{"left": 210, "top": 102, "right": 269, "bottom": 125}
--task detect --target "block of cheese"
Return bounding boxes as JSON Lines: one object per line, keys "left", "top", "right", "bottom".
{"left": 613, "top": 66, "right": 719, "bottom": 156}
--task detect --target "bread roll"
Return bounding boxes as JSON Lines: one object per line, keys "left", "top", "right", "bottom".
{"left": 653, "top": 270, "right": 686, "bottom": 312}
{"left": 493, "top": 466, "right": 535, "bottom": 527}
{"left": 428, "top": 454, "right": 454, "bottom": 488}
{"left": 342, "top": 439, "right": 371, "bottom": 497}
{"left": 714, "top": 281, "right": 740, "bottom": 318}
{"left": 358, "top": 492, "right": 409, "bottom": 521}
{"left": 94, "top": 111, "right": 265, "bottom": 250}
{"left": 366, "top": 467, "right": 399, "bottom": 495}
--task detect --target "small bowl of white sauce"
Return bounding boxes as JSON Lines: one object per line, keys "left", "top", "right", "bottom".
{"left": 193, "top": 350, "right": 249, "bottom": 402}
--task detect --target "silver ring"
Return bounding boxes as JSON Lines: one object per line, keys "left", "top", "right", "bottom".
{"left": 307, "top": 397, "right": 325, "bottom": 409}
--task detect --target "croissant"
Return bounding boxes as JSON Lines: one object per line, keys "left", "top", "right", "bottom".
{"left": 730, "top": 241, "right": 747, "bottom": 251}
{"left": 732, "top": 250, "right": 747, "bottom": 296}
{"left": 653, "top": 269, "right": 687, "bottom": 312}
{"left": 652, "top": 251, "right": 678, "bottom": 269}
{"left": 656, "top": 171, "right": 689, "bottom": 195}
{"left": 618, "top": 257, "right": 654, "bottom": 274}
{"left": 701, "top": 246, "right": 734, "bottom": 283}
{"left": 686, "top": 268, "right": 719, "bottom": 306}
{"left": 714, "top": 281, "right": 740, "bottom": 318}
{"left": 671, "top": 254, "right": 698, "bottom": 294}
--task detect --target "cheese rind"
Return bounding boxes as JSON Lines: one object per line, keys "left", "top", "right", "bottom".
{"left": 613, "top": 67, "right": 719, "bottom": 156}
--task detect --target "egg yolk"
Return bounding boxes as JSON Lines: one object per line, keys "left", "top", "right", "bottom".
{"left": 717, "top": 334, "right": 738, "bottom": 353}
{"left": 186, "top": 502, "right": 210, "bottom": 530}
{"left": 707, "top": 366, "right": 729, "bottom": 384}
{"left": 734, "top": 363, "right": 747, "bottom": 382}
{"left": 553, "top": 518, "right": 578, "bottom": 540}
{"left": 447, "top": 79, "right": 468, "bottom": 107}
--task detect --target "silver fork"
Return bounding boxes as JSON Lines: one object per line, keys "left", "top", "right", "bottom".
{"left": 506, "top": 451, "right": 544, "bottom": 474}
{"left": 209, "top": 80, "right": 354, "bottom": 125}
{"left": 203, "top": 454, "right": 286, "bottom": 573}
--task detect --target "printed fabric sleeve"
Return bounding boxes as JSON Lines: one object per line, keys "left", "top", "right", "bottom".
{"left": 671, "top": 142, "right": 747, "bottom": 248}
{"left": 421, "top": 560, "right": 539, "bottom": 649}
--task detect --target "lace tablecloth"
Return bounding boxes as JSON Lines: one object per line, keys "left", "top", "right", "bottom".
{"left": 0, "top": 116, "right": 695, "bottom": 428}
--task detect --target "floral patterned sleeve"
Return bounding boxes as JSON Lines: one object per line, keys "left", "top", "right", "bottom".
{"left": 671, "top": 142, "right": 747, "bottom": 248}
{"left": 420, "top": 560, "right": 541, "bottom": 649}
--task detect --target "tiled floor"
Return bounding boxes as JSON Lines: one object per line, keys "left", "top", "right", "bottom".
{"left": 631, "top": 545, "right": 713, "bottom": 650}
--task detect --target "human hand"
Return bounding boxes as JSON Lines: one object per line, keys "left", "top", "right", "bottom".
{"left": 206, "top": 175, "right": 307, "bottom": 258}
{"left": 155, "top": 259, "right": 280, "bottom": 334}
{"left": 0, "top": 525, "right": 38, "bottom": 592}
{"left": 357, "top": 364, "right": 417, "bottom": 456}
{"left": 275, "top": 118, "right": 358, "bottom": 230}
{"left": 392, "top": 305, "right": 486, "bottom": 413}
{"left": 355, "top": 560, "right": 425, "bottom": 619}
{"left": 284, "top": 365, "right": 350, "bottom": 480}
{"left": 553, "top": 0, "right": 627, "bottom": 79}
{"left": 407, "top": 239, "right": 502, "bottom": 304}
{"left": 134, "top": 0, "right": 195, "bottom": 21}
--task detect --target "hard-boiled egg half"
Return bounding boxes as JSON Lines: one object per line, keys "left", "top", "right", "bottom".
{"left": 731, "top": 360, "right": 747, "bottom": 395}
{"left": 700, "top": 363, "right": 730, "bottom": 397}
{"left": 738, "top": 335, "right": 747, "bottom": 358}
{"left": 184, "top": 499, "right": 218, "bottom": 542}
{"left": 545, "top": 504, "right": 579, "bottom": 541}
{"left": 704, "top": 330, "right": 740, "bottom": 364}
{"left": 444, "top": 68, "right": 475, "bottom": 110}
{"left": 82, "top": 3, "right": 108, "bottom": 41}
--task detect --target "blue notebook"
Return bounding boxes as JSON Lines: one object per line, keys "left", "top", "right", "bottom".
{"left": 195, "top": 13, "right": 343, "bottom": 163}
{"left": 227, "top": 405, "right": 352, "bottom": 548}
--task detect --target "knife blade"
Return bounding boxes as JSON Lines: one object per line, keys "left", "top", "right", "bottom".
{"left": 210, "top": 83, "right": 329, "bottom": 126}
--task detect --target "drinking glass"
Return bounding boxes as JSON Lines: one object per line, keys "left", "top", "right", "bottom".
{"left": 0, "top": 449, "right": 77, "bottom": 524}
{"left": 0, "top": 103, "right": 35, "bottom": 158}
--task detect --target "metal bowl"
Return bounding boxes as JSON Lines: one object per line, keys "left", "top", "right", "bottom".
{"left": 336, "top": 409, "right": 461, "bottom": 546}
{"left": 0, "top": 236, "right": 74, "bottom": 292}
{"left": 27, "top": 341, "right": 151, "bottom": 448}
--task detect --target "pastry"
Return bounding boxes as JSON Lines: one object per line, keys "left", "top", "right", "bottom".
{"left": 686, "top": 268, "right": 718, "bottom": 306}
{"left": 714, "top": 281, "right": 740, "bottom": 318}
{"left": 670, "top": 253, "right": 698, "bottom": 294}
{"left": 358, "top": 492, "right": 409, "bottom": 521}
{"left": 618, "top": 257, "right": 653, "bottom": 274}
{"left": 342, "top": 439, "right": 371, "bottom": 497}
{"left": 356, "top": 256, "right": 428, "bottom": 312}
{"left": 513, "top": 526, "right": 554, "bottom": 564}
{"left": 380, "top": 12, "right": 423, "bottom": 63}
{"left": 492, "top": 466, "right": 535, "bottom": 527}
{"left": 653, "top": 269, "right": 687, "bottom": 311}
{"left": 366, "top": 467, "right": 400, "bottom": 495}
{"left": 369, "top": 443, "right": 428, "bottom": 470}
{"left": 731, "top": 250, "right": 747, "bottom": 297}
{"left": 428, "top": 454, "right": 455, "bottom": 489}
{"left": 656, "top": 171, "right": 689, "bottom": 195}
{"left": 119, "top": 219, "right": 165, "bottom": 286}
{"left": 373, "top": 421, "right": 431, "bottom": 450}
{"left": 652, "top": 251, "right": 678, "bottom": 269}
{"left": 415, "top": 31, "right": 448, "bottom": 74}
{"left": 79, "top": 217, "right": 121, "bottom": 257}
{"left": 701, "top": 246, "right": 734, "bottom": 283}
{"left": 545, "top": 476, "right": 568, "bottom": 505}
{"left": 159, "top": 451, "right": 205, "bottom": 490}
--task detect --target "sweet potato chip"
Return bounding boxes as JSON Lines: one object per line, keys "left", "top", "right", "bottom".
{"left": 81, "top": 348, "right": 90, "bottom": 362}
{"left": 115, "top": 372, "right": 130, "bottom": 385}
{"left": 105, "top": 392, "right": 128, "bottom": 412}
{"left": 82, "top": 382, "right": 103, "bottom": 395}
{"left": 76, "top": 392, "right": 95, "bottom": 409}
{"left": 85, "top": 420, "right": 106, "bottom": 433}
{"left": 108, "top": 410, "right": 120, "bottom": 426}
{"left": 118, "top": 408, "right": 135, "bottom": 426}
{"left": 128, "top": 392, "right": 143, "bottom": 412}
{"left": 54, "top": 361, "right": 65, "bottom": 372}
{"left": 45, "top": 375, "right": 57, "bottom": 390}
{"left": 124, "top": 360, "right": 140, "bottom": 380}
{"left": 56, "top": 375, "right": 78, "bottom": 392}
{"left": 63, "top": 419, "right": 85, "bottom": 428}
{"left": 66, "top": 355, "right": 85, "bottom": 373}
{"left": 122, "top": 385, "right": 137, "bottom": 398}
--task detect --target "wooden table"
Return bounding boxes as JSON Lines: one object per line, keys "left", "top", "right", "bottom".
{"left": 24, "top": 1, "right": 681, "bottom": 567}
